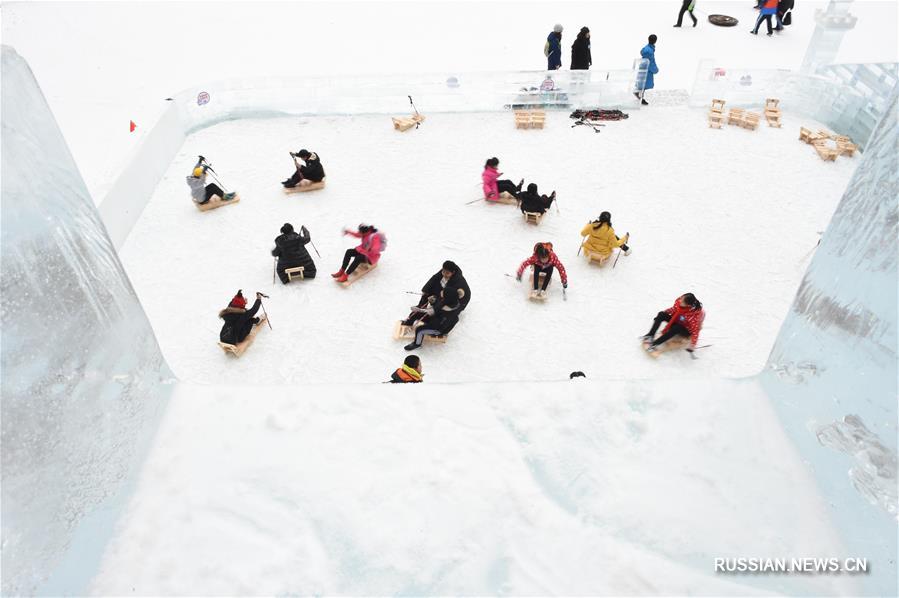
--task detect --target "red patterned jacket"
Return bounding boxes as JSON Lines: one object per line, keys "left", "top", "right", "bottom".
{"left": 663, "top": 299, "right": 705, "bottom": 346}
{"left": 517, "top": 251, "right": 568, "bottom": 285}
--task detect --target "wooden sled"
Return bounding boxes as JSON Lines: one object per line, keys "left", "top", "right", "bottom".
{"left": 642, "top": 335, "right": 691, "bottom": 358}
{"left": 523, "top": 211, "right": 544, "bottom": 225}
{"left": 283, "top": 178, "right": 326, "bottom": 194}
{"left": 584, "top": 250, "right": 611, "bottom": 266}
{"left": 392, "top": 321, "right": 449, "bottom": 344}
{"left": 339, "top": 262, "right": 377, "bottom": 287}
{"left": 218, "top": 315, "right": 267, "bottom": 357}
{"left": 764, "top": 98, "right": 782, "bottom": 128}
{"left": 392, "top": 114, "right": 425, "bottom": 132}
{"left": 486, "top": 191, "right": 520, "bottom": 206}
{"left": 514, "top": 110, "right": 546, "bottom": 129}
{"left": 813, "top": 141, "right": 839, "bottom": 161}
{"left": 527, "top": 272, "right": 549, "bottom": 301}
{"left": 835, "top": 135, "right": 858, "bottom": 157}
{"left": 708, "top": 99, "right": 726, "bottom": 129}
{"left": 285, "top": 266, "right": 305, "bottom": 282}
{"left": 196, "top": 194, "right": 240, "bottom": 212}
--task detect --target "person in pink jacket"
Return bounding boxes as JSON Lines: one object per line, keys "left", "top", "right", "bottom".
{"left": 482, "top": 157, "right": 523, "bottom": 201}
{"left": 331, "top": 224, "right": 386, "bottom": 282}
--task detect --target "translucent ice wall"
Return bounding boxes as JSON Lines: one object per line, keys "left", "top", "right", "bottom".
{"left": 1, "top": 46, "right": 172, "bottom": 595}
{"left": 763, "top": 92, "right": 898, "bottom": 595}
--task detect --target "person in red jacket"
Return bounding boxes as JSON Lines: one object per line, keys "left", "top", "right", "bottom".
{"left": 516, "top": 242, "right": 568, "bottom": 297}
{"left": 642, "top": 293, "right": 705, "bottom": 352}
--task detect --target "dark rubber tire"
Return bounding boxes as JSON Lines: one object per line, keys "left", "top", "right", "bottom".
{"left": 708, "top": 14, "right": 739, "bottom": 27}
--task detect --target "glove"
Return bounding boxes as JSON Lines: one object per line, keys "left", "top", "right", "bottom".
{"left": 198, "top": 155, "right": 206, "bottom": 162}
{"left": 563, "top": 282, "right": 568, "bottom": 289}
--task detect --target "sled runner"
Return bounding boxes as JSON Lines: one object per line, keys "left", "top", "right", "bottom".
{"left": 392, "top": 114, "right": 426, "bottom": 132}
{"left": 523, "top": 211, "right": 544, "bottom": 225}
{"left": 642, "top": 335, "right": 691, "bottom": 358}
{"left": 392, "top": 321, "right": 449, "bottom": 344}
{"left": 283, "top": 178, "right": 326, "bottom": 193}
{"left": 339, "top": 263, "right": 377, "bottom": 287}
{"left": 218, "top": 315, "right": 267, "bottom": 357}
{"left": 284, "top": 266, "right": 305, "bottom": 282}
{"left": 196, "top": 194, "right": 240, "bottom": 212}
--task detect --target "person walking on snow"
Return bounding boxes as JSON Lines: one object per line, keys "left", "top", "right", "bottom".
{"left": 404, "top": 290, "right": 462, "bottom": 350}
{"left": 751, "top": 0, "right": 779, "bottom": 35}
{"left": 281, "top": 149, "right": 325, "bottom": 188}
{"left": 331, "top": 224, "right": 385, "bottom": 282}
{"left": 516, "top": 242, "right": 568, "bottom": 297}
{"left": 482, "top": 157, "right": 523, "bottom": 201}
{"left": 272, "top": 223, "right": 316, "bottom": 282}
{"left": 570, "top": 27, "right": 592, "bottom": 70}
{"left": 635, "top": 34, "right": 658, "bottom": 106}
{"left": 187, "top": 156, "right": 235, "bottom": 204}
{"left": 673, "top": 0, "right": 698, "bottom": 27}
{"left": 390, "top": 355, "right": 423, "bottom": 383}
{"left": 546, "top": 24, "right": 563, "bottom": 70}
{"left": 642, "top": 293, "right": 705, "bottom": 353}
{"left": 776, "top": 0, "right": 794, "bottom": 30}
{"left": 219, "top": 290, "right": 264, "bottom": 345}
{"left": 580, "top": 212, "right": 630, "bottom": 259}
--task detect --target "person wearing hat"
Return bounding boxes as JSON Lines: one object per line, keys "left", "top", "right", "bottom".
{"left": 546, "top": 24, "right": 564, "bottom": 70}
{"left": 187, "top": 156, "right": 236, "bottom": 204}
{"left": 281, "top": 149, "right": 326, "bottom": 188}
{"left": 635, "top": 34, "right": 659, "bottom": 106}
{"left": 218, "top": 290, "right": 264, "bottom": 345}
{"left": 331, "top": 224, "right": 386, "bottom": 283}
{"left": 272, "top": 223, "right": 316, "bottom": 283}
{"left": 642, "top": 293, "right": 705, "bottom": 353}
{"left": 401, "top": 261, "right": 471, "bottom": 326}
{"left": 580, "top": 212, "right": 630, "bottom": 259}
{"left": 570, "top": 27, "right": 592, "bottom": 70}
{"left": 404, "top": 290, "right": 462, "bottom": 350}
{"left": 390, "top": 355, "right": 424, "bottom": 383}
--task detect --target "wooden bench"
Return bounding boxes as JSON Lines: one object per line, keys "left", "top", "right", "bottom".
{"left": 392, "top": 114, "right": 425, "bottom": 132}
{"left": 392, "top": 321, "right": 448, "bottom": 344}
{"left": 284, "top": 266, "right": 305, "bottom": 282}
{"left": 218, "top": 315, "right": 266, "bottom": 357}
{"left": 196, "top": 194, "right": 240, "bottom": 212}
{"left": 283, "top": 178, "right": 326, "bottom": 194}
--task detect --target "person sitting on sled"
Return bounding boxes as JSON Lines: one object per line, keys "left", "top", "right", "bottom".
{"left": 516, "top": 242, "right": 568, "bottom": 297}
{"left": 281, "top": 149, "right": 325, "bottom": 188}
{"left": 272, "top": 223, "right": 316, "bottom": 282}
{"left": 404, "top": 289, "right": 461, "bottom": 350}
{"left": 518, "top": 183, "right": 556, "bottom": 214}
{"left": 331, "top": 224, "right": 386, "bottom": 282}
{"left": 482, "top": 157, "right": 523, "bottom": 201}
{"left": 390, "top": 355, "right": 423, "bottom": 383}
{"left": 580, "top": 211, "right": 631, "bottom": 258}
{"left": 187, "top": 156, "right": 236, "bottom": 204}
{"left": 642, "top": 293, "right": 705, "bottom": 353}
{"left": 219, "top": 290, "right": 264, "bottom": 345}
{"left": 402, "top": 261, "right": 471, "bottom": 326}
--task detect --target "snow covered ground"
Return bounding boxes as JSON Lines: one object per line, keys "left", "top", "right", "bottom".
{"left": 120, "top": 107, "right": 856, "bottom": 384}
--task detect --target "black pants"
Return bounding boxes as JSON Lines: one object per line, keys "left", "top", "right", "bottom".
{"left": 341, "top": 248, "right": 369, "bottom": 274}
{"left": 283, "top": 169, "right": 303, "bottom": 187}
{"left": 497, "top": 180, "right": 519, "bottom": 196}
{"left": 533, "top": 265, "right": 553, "bottom": 290}
{"left": 647, "top": 312, "right": 690, "bottom": 346}
{"left": 753, "top": 13, "right": 773, "bottom": 34}
{"left": 203, "top": 183, "right": 224, "bottom": 202}
{"left": 676, "top": 2, "right": 697, "bottom": 25}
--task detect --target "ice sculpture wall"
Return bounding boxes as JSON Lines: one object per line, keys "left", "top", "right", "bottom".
{"left": 0, "top": 46, "right": 172, "bottom": 595}
{"left": 763, "top": 92, "right": 898, "bottom": 595}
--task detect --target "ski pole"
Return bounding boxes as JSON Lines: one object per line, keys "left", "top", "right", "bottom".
{"left": 257, "top": 293, "right": 273, "bottom": 329}
{"left": 466, "top": 197, "right": 485, "bottom": 205}
{"left": 577, "top": 236, "right": 586, "bottom": 256}
{"left": 309, "top": 240, "right": 322, "bottom": 259}
{"left": 403, "top": 290, "right": 425, "bottom": 295}
{"left": 273, "top": 257, "right": 277, "bottom": 285}
{"left": 612, "top": 249, "right": 622, "bottom": 269}
{"left": 409, "top": 95, "right": 420, "bottom": 117}
{"left": 208, "top": 170, "right": 230, "bottom": 192}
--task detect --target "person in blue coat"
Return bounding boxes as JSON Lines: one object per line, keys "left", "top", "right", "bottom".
{"left": 634, "top": 34, "right": 658, "bottom": 106}
{"left": 546, "top": 24, "right": 563, "bottom": 70}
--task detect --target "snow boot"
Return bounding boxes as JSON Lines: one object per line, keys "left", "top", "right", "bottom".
{"left": 404, "top": 341, "right": 420, "bottom": 351}
{"left": 331, "top": 270, "right": 346, "bottom": 279}
{"left": 223, "top": 192, "right": 236, "bottom": 200}
{"left": 336, "top": 273, "right": 349, "bottom": 283}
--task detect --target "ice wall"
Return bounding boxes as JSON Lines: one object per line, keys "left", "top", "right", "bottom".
{"left": 0, "top": 46, "right": 172, "bottom": 595}
{"left": 763, "top": 92, "right": 898, "bottom": 595}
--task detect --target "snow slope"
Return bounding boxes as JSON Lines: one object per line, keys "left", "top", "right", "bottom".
{"left": 120, "top": 107, "right": 856, "bottom": 384}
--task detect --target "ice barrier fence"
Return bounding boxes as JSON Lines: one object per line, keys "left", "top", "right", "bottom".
{"left": 3, "top": 41, "right": 896, "bottom": 595}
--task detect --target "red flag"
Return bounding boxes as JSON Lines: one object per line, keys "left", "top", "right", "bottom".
{"left": 129, "top": 120, "right": 137, "bottom": 132}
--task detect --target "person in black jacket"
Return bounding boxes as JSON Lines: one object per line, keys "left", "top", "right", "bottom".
{"left": 776, "top": 0, "right": 794, "bottom": 30}
{"left": 404, "top": 290, "right": 461, "bottom": 350}
{"left": 272, "top": 223, "right": 316, "bottom": 283}
{"left": 570, "top": 27, "right": 592, "bottom": 69}
{"left": 281, "top": 149, "right": 326, "bottom": 188}
{"left": 219, "top": 290, "right": 264, "bottom": 345}
{"left": 519, "top": 183, "right": 556, "bottom": 214}
{"left": 402, "top": 260, "right": 471, "bottom": 325}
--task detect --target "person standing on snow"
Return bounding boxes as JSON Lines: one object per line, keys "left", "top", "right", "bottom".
{"left": 673, "top": 0, "right": 698, "bottom": 27}
{"left": 641, "top": 293, "right": 705, "bottom": 353}
{"left": 751, "top": 0, "right": 779, "bottom": 35}
{"left": 776, "top": 0, "right": 794, "bottom": 30}
{"left": 635, "top": 34, "right": 658, "bottom": 106}
{"left": 570, "top": 27, "right": 592, "bottom": 70}
{"left": 546, "top": 24, "right": 563, "bottom": 70}
{"left": 516, "top": 242, "right": 568, "bottom": 297}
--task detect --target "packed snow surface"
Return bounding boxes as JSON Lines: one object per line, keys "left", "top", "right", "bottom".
{"left": 120, "top": 108, "right": 856, "bottom": 384}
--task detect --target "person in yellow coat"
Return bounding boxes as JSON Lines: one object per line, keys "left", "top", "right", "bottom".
{"left": 580, "top": 211, "right": 630, "bottom": 259}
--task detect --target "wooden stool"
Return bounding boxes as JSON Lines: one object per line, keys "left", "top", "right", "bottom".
{"left": 523, "top": 211, "right": 543, "bottom": 225}
{"left": 285, "top": 266, "right": 305, "bottom": 282}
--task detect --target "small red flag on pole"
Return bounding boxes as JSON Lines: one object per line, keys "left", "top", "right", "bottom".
{"left": 129, "top": 120, "right": 137, "bottom": 132}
